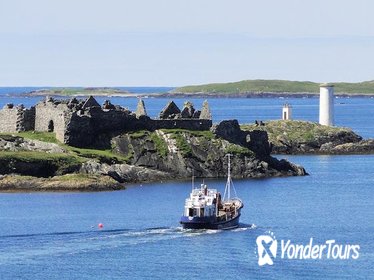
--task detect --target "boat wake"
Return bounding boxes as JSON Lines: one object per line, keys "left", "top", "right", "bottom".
{"left": 0, "top": 223, "right": 256, "bottom": 239}
{"left": 0, "top": 224, "right": 255, "bottom": 265}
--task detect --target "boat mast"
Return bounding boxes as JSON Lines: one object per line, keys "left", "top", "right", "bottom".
{"left": 223, "top": 154, "right": 238, "bottom": 202}
{"left": 223, "top": 154, "right": 231, "bottom": 201}
{"left": 191, "top": 170, "right": 195, "bottom": 191}
{"left": 227, "top": 154, "right": 231, "bottom": 199}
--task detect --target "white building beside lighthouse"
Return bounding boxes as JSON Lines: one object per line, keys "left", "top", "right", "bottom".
{"left": 319, "top": 84, "right": 334, "bottom": 126}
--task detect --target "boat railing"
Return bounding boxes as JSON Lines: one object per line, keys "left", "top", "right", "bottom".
{"left": 223, "top": 197, "right": 242, "bottom": 205}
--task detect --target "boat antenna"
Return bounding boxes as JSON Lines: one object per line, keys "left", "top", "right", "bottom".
{"left": 192, "top": 169, "right": 195, "bottom": 191}
{"left": 223, "top": 154, "right": 238, "bottom": 201}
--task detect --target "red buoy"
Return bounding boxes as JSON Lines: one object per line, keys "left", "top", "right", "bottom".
{"left": 98, "top": 223, "right": 103, "bottom": 229}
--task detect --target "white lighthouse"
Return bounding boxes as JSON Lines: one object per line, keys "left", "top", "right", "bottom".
{"left": 282, "top": 103, "right": 292, "bottom": 120}
{"left": 319, "top": 84, "right": 334, "bottom": 126}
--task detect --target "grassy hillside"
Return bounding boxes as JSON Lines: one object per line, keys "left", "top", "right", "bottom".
{"left": 173, "top": 79, "right": 374, "bottom": 95}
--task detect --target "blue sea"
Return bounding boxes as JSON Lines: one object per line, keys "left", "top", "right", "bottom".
{"left": 0, "top": 88, "right": 373, "bottom": 279}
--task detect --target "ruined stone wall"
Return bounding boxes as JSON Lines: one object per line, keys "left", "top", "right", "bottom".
{"left": 89, "top": 108, "right": 140, "bottom": 132}
{"left": 0, "top": 106, "right": 35, "bottom": 133}
{"left": 0, "top": 108, "right": 20, "bottom": 133}
{"left": 35, "top": 101, "right": 68, "bottom": 142}
{"left": 64, "top": 107, "right": 212, "bottom": 148}
{"left": 64, "top": 112, "right": 92, "bottom": 146}
{"left": 0, "top": 96, "right": 214, "bottom": 148}
{"left": 64, "top": 108, "right": 146, "bottom": 148}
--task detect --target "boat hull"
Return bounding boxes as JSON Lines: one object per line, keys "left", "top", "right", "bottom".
{"left": 180, "top": 213, "right": 241, "bottom": 230}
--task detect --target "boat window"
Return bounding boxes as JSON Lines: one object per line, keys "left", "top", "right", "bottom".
{"left": 193, "top": 208, "right": 198, "bottom": 217}
{"left": 188, "top": 208, "right": 193, "bottom": 216}
{"left": 200, "top": 208, "right": 204, "bottom": 217}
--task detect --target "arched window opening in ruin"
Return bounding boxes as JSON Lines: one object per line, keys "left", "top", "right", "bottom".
{"left": 48, "top": 120, "right": 54, "bottom": 132}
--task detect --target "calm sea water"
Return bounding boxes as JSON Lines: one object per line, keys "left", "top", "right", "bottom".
{"left": 0, "top": 88, "right": 373, "bottom": 279}
{"left": 0, "top": 155, "right": 373, "bottom": 279}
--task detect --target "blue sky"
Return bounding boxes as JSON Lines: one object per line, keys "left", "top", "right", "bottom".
{"left": 1, "top": 0, "right": 373, "bottom": 86}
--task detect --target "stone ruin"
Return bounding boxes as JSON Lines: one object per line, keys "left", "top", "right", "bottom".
{"left": 159, "top": 101, "right": 181, "bottom": 119}
{"left": 0, "top": 96, "right": 212, "bottom": 148}
{"left": 0, "top": 103, "right": 35, "bottom": 133}
{"left": 159, "top": 100, "right": 211, "bottom": 120}
{"left": 135, "top": 99, "right": 147, "bottom": 118}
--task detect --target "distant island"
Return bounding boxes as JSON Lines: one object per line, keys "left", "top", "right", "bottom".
{"left": 21, "top": 80, "right": 374, "bottom": 98}
{"left": 24, "top": 87, "right": 153, "bottom": 97}
{"left": 166, "top": 79, "right": 374, "bottom": 97}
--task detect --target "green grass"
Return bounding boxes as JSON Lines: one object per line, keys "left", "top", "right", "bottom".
{"left": 162, "top": 129, "right": 216, "bottom": 157}
{"left": 163, "top": 130, "right": 192, "bottom": 157}
{"left": 0, "top": 132, "right": 131, "bottom": 164}
{"left": 128, "top": 130, "right": 170, "bottom": 158}
{"left": 51, "top": 173, "right": 104, "bottom": 182}
{"left": 173, "top": 134, "right": 192, "bottom": 157}
{"left": 67, "top": 147, "right": 131, "bottom": 164}
{"left": 188, "top": 130, "right": 215, "bottom": 139}
{"left": 128, "top": 130, "right": 149, "bottom": 139}
{"left": 0, "top": 151, "right": 83, "bottom": 173}
{"left": 150, "top": 132, "right": 168, "bottom": 158}
{"left": 173, "top": 79, "right": 374, "bottom": 94}
{"left": 0, "top": 173, "right": 123, "bottom": 192}
{"left": 162, "top": 129, "right": 214, "bottom": 139}
{"left": 225, "top": 143, "right": 255, "bottom": 156}
{"left": 0, "top": 128, "right": 214, "bottom": 164}
{"left": 17, "top": 131, "right": 59, "bottom": 144}
{"left": 0, "top": 151, "right": 78, "bottom": 161}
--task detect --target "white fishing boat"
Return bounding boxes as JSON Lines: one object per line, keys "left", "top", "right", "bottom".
{"left": 180, "top": 154, "right": 243, "bottom": 229}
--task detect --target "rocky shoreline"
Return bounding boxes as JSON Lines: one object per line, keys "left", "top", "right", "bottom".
{"left": 3, "top": 119, "right": 373, "bottom": 192}
{"left": 242, "top": 120, "right": 374, "bottom": 155}
{"left": 0, "top": 120, "right": 308, "bottom": 192}
{"left": 0, "top": 174, "right": 124, "bottom": 192}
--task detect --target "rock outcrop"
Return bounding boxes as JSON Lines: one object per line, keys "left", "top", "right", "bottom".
{"left": 104, "top": 125, "right": 306, "bottom": 182}
{"left": 0, "top": 135, "right": 66, "bottom": 153}
{"left": 0, "top": 120, "right": 308, "bottom": 190}
{"left": 211, "top": 120, "right": 271, "bottom": 155}
{"left": 0, "top": 174, "right": 124, "bottom": 192}
{"left": 80, "top": 160, "right": 170, "bottom": 183}
{"left": 323, "top": 139, "right": 374, "bottom": 154}
{"left": 241, "top": 120, "right": 374, "bottom": 154}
